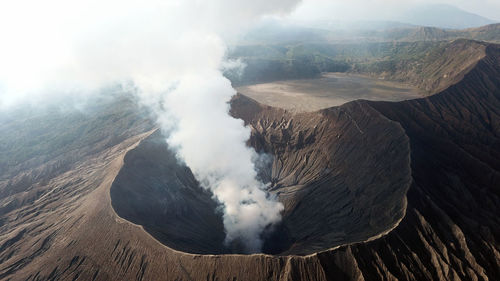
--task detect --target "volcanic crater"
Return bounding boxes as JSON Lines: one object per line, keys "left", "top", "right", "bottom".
{"left": 110, "top": 94, "right": 412, "bottom": 256}
{"left": 1, "top": 39, "right": 499, "bottom": 281}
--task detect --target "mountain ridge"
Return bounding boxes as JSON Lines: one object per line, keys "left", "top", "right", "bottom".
{"left": 0, "top": 40, "right": 498, "bottom": 280}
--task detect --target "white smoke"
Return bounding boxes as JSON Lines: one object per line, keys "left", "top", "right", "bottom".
{"left": 0, "top": 0, "right": 300, "bottom": 252}
{"left": 163, "top": 72, "right": 283, "bottom": 252}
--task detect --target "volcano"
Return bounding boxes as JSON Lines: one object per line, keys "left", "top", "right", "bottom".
{"left": 0, "top": 39, "right": 499, "bottom": 280}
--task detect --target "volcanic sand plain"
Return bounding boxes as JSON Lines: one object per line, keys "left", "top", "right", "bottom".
{"left": 237, "top": 72, "right": 424, "bottom": 112}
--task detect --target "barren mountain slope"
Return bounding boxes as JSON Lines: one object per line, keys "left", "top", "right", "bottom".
{"left": 0, "top": 93, "right": 412, "bottom": 280}
{"left": 358, "top": 39, "right": 488, "bottom": 95}
{"left": 0, "top": 41, "right": 498, "bottom": 280}
{"left": 313, "top": 42, "right": 500, "bottom": 281}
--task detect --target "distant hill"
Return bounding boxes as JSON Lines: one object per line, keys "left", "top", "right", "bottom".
{"left": 397, "top": 4, "right": 496, "bottom": 29}
{"left": 463, "top": 23, "right": 500, "bottom": 41}
{"left": 238, "top": 20, "right": 500, "bottom": 46}
{"left": 384, "top": 23, "right": 500, "bottom": 43}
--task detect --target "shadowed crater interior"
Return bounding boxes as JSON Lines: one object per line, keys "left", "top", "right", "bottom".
{"left": 110, "top": 96, "right": 412, "bottom": 255}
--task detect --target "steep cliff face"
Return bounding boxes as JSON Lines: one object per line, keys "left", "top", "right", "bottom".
{"left": 0, "top": 41, "right": 498, "bottom": 281}
{"left": 232, "top": 97, "right": 411, "bottom": 255}
{"left": 314, "top": 43, "right": 500, "bottom": 281}
{"left": 359, "top": 39, "right": 488, "bottom": 95}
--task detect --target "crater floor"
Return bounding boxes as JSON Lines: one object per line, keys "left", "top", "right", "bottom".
{"left": 236, "top": 72, "right": 424, "bottom": 112}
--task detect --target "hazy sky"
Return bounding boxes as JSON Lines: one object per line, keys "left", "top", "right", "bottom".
{"left": 290, "top": 0, "right": 500, "bottom": 21}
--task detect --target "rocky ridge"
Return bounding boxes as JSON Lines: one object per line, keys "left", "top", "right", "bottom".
{"left": 0, "top": 40, "right": 498, "bottom": 280}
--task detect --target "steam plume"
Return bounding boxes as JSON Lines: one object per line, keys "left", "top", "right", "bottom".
{"left": 0, "top": 0, "right": 300, "bottom": 252}
{"left": 163, "top": 72, "right": 283, "bottom": 252}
